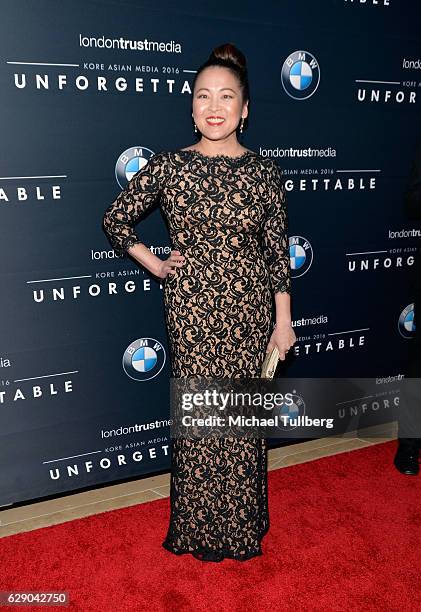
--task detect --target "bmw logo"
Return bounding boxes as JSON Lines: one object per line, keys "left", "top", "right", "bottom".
{"left": 398, "top": 303, "right": 416, "bottom": 339}
{"left": 289, "top": 235, "right": 313, "bottom": 277}
{"left": 274, "top": 392, "right": 305, "bottom": 431}
{"left": 122, "top": 337, "right": 166, "bottom": 381}
{"left": 115, "top": 146, "right": 155, "bottom": 189}
{"left": 281, "top": 50, "right": 320, "bottom": 100}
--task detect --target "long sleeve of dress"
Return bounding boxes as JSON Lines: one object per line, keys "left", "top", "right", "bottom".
{"left": 261, "top": 160, "right": 291, "bottom": 295}
{"left": 102, "top": 151, "right": 168, "bottom": 257}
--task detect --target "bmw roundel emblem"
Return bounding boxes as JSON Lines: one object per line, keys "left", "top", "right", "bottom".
{"left": 398, "top": 304, "right": 416, "bottom": 339}
{"left": 274, "top": 392, "right": 305, "bottom": 431}
{"left": 115, "top": 146, "right": 155, "bottom": 189}
{"left": 289, "top": 235, "right": 313, "bottom": 278}
{"left": 281, "top": 50, "right": 320, "bottom": 100}
{"left": 123, "top": 338, "right": 166, "bottom": 381}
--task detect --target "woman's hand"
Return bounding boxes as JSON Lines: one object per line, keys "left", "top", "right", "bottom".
{"left": 155, "top": 249, "right": 185, "bottom": 279}
{"left": 266, "top": 321, "right": 296, "bottom": 361}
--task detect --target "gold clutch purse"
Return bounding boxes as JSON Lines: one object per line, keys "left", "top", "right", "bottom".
{"left": 260, "top": 347, "right": 280, "bottom": 379}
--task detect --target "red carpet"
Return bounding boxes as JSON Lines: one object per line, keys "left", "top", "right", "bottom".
{"left": 0, "top": 440, "right": 420, "bottom": 611}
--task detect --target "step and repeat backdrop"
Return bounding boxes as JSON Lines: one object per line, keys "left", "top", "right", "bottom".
{"left": 1, "top": 0, "right": 421, "bottom": 506}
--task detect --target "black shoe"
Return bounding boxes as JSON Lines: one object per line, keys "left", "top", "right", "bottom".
{"left": 394, "top": 449, "right": 420, "bottom": 475}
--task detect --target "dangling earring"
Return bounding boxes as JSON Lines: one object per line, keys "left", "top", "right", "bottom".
{"left": 239, "top": 118, "right": 245, "bottom": 134}
{"left": 194, "top": 122, "right": 198, "bottom": 133}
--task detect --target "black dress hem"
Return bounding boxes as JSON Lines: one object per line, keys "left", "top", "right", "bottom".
{"left": 161, "top": 522, "right": 270, "bottom": 563}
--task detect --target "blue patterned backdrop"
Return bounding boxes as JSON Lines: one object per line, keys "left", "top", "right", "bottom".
{"left": 1, "top": 0, "right": 421, "bottom": 505}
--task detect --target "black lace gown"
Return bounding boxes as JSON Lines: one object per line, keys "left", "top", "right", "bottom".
{"left": 103, "top": 148, "right": 291, "bottom": 562}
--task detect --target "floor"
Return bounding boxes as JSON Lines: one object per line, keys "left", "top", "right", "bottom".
{"left": 0, "top": 423, "right": 396, "bottom": 538}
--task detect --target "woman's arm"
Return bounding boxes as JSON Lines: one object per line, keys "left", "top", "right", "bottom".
{"left": 261, "top": 160, "right": 296, "bottom": 359}
{"left": 275, "top": 291, "right": 292, "bottom": 326}
{"left": 102, "top": 151, "right": 185, "bottom": 278}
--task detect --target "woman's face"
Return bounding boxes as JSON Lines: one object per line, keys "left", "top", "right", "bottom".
{"left": 192, "top": 66, "right": 248, "bottom": 143}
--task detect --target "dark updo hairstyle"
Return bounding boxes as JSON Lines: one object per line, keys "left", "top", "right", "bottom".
{"left": 192, "top": 42, "right": 250, "bottom": 136}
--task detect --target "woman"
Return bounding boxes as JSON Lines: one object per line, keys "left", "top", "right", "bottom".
{"left": 102, "top": 42, "right": 296, "bottom": 562}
